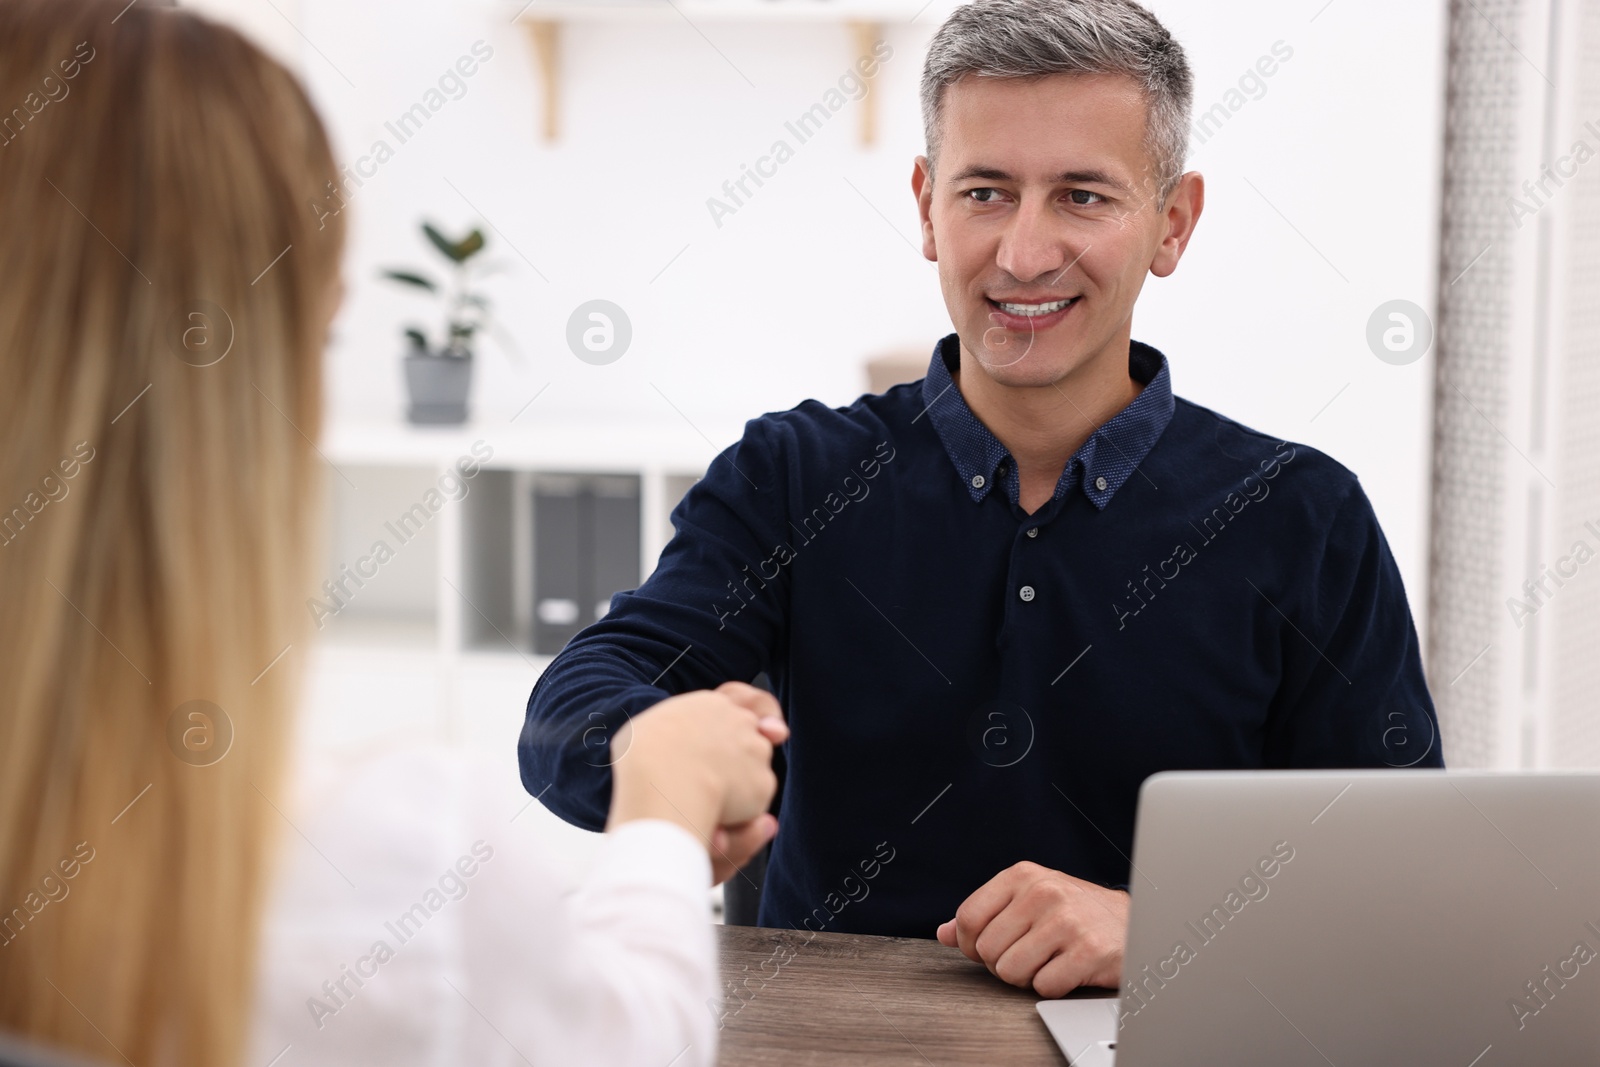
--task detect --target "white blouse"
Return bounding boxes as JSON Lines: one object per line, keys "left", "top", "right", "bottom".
{"left": 249, "top": 745, "right": 718, "bottom": 1067}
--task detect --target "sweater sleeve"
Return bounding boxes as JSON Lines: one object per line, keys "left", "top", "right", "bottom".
{"left": 518, "top": 416, "right": 795, "bottom": 830}
{"left": 1263, "top": 478, "right": 1444, "bottom": 769}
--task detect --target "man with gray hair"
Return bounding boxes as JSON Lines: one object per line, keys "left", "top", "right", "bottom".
{"left": 522, "top": 0, "right": 1439, "bottom": 999}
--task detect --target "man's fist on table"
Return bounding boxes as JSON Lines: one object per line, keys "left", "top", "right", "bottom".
{"left": 937, "top": 861, "right": 1128, "bottom": 998}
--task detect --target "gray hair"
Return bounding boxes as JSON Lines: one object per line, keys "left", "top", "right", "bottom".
{"left": 920, "top": 0, "right": 1193, "bottom": 205}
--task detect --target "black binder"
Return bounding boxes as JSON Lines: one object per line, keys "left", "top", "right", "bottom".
{"left": 532, "top": 474, "right": 641, "bottom": 655}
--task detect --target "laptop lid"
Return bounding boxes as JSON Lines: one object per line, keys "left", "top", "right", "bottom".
{"left": 1110, "top": 770, "right": 1600, "bottom": 1066}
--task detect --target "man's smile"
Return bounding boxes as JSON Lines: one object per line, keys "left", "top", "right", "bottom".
{"left": 985, "top": 294, "right": 1080, "bottom": 330}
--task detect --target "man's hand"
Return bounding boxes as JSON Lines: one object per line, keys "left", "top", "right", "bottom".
{"left": 708, "top": 815, "right": 778, "bottom": 886}
{"left": 705, "top": 681, "right": 785, "bottom": 884}
{"left": 712, "top": 680, "right": 788, "bottom": 746}
{"left": 606, "top": 680, "right": 788, "bottom": 885}
{"left": 936, "top": 861, "right": 1128, "bottom": 997}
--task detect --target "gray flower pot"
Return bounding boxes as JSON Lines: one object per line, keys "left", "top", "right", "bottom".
{"left": 404, "top": 349, "right": 472, "bottom": 425}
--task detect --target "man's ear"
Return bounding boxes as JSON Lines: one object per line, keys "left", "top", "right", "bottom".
{"left": 912, "top": 155, "right": 938, "bottom": 263}
{"left": 1150, "top": 171, "right": 1204, "bottom": 279}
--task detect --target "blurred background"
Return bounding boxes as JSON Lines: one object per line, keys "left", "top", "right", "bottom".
{"left": 171, "top": 0, "right": 1596, "bottom": 928}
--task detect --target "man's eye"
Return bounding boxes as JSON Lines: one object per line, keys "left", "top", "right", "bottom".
{"left": 1068, "top": 190, "right": 1105, "bottom": 206}
{"left": 967, "top": 188, "right": 1003, "bottom": 204}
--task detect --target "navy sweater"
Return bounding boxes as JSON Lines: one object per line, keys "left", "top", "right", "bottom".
{"left": 519, "top": 335, "right": 1442, "bottom": 937}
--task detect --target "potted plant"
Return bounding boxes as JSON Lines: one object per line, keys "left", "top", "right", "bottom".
{"left": 382, "top": 221, "right": 491, "bottom": 425}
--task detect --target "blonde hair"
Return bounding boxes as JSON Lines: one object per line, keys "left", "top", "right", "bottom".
{"left": 0, "top": 1, "right": 345, "bottom": 1063}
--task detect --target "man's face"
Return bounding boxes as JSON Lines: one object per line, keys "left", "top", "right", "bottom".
{"left": 915, "top": 72, "right": 1181, "bottom": 388}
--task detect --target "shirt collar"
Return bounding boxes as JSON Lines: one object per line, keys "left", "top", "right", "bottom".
{"left": 919, "top": 332, "right": 1174, "bottom": 511}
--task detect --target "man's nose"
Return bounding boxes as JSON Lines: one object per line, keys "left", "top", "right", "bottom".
{"left": 994, "top": 199, "right": 1071, "bottom": 285}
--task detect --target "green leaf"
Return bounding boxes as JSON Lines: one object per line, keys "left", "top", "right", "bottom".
{"left": 381, "top": 269, "right": 437, "bottom": 291}
{"left": 422, "top": 221, "right": 463, "bottom": 262}
{"left": 454, "top": 229, "right": 486, "bottom": 261}
{"left": 404, "top": 327, "right": 428, "bottom": 349}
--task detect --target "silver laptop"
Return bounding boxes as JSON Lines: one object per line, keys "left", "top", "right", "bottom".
{"left": 1038, "top": 770, "right": 1600, "bottom": 1066}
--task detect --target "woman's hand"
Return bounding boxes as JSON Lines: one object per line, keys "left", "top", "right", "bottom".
{"left": 606, "top": 682, "right": 788, "bottom": 878}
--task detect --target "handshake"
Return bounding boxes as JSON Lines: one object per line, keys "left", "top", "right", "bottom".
{"left": 606, "top": 681, "right": 789, "bottom": 884}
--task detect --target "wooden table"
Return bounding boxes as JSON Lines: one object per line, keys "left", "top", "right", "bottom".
{"left": 715, "top": 926, "right": 1070, "bottom": 1066}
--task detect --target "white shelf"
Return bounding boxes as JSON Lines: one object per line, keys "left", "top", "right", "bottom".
{"left": 510, "top": 0, "right": 908, "bottom": 142}
{"left": 322, "top": 413, "right": 745, "bottom": 472}
{"left": 316, "top": 420, "right": 716, "bottom": 742}
{"left": 319, "top": 612, "right": 438, "bottom": 650}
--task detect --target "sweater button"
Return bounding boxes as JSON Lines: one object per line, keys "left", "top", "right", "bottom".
{"left": 971, "top": 474, "right": 986, "bottom": 489}
{"left": 1019, "top": 585, "right": 1036, "bottom": 602}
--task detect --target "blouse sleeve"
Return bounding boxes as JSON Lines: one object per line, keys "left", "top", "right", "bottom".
{"left": 249, "top": 747, "right": 721, "bottom": 1067}
{"left": 449, "top": 807, "right": 721, "bottom": 1067}
{"left": 502, "top": 819, "right": 719, "bottom": 1067}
